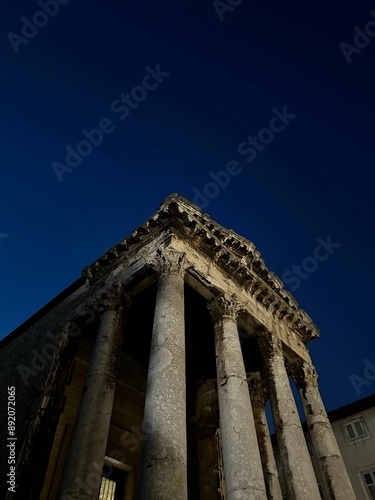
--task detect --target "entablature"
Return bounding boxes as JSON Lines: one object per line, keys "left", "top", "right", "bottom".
{"left": 82, "top": 194, "right": 319, "bottom": 344}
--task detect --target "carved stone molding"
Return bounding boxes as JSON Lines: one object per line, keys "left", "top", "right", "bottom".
{"left": 55, "top": 322, "right": 73, "bottom": 350}
{"left": 207, "top": 293, "right": 242, "bottom": 323}
{"left": 146, "top": 248, "right": 188, "bottom": 276}
{"left": 289, "top": 359, "right": 318, "bottom": 390}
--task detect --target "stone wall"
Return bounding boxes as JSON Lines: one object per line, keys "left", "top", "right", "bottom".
{"left": 0, "top": 279, "right": 89, "bottom": 499}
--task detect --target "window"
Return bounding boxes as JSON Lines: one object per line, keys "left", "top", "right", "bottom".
{"left": 99, "top": 460, "right": 127, "bottom": 500}
{"left": 99, "top": 478, "right": 116, "bottom": 500}
{"left": 343, "top": 417, "right": 368, "bottom": 442}
{"left": 362, "top": 470, "right": 375, "bottom": 499}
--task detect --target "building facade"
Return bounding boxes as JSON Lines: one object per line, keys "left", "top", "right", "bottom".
{"left": 0, "top": 194, "right": 356, "bottom": 499}
{"left": 331, "top": 395, "right": 375, "bottom": 499}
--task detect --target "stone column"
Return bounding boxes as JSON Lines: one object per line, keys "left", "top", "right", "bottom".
{"left": 58, "top": 284, "right": 126, "bottom": 500}
{"left": 196, "top": 379, "right": 222, "bottom": 500}
{"left": 208, "top": 294, "right": 267, "bottom": 500}
{"left": 291, "top": 360, "right": 356, "bottom": 500}
{"left": 249, "top": 374, "right": 283, "bottom": 500}
{"left": 257, "top": 329, "right": 321, "bottom": 499}
{"left": 138, "top": 249, "right": 187, "bottom": 500}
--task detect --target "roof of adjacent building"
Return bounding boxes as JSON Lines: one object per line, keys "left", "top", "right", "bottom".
{"left": 328, "top": 393, "right": 375, "bottom": 422}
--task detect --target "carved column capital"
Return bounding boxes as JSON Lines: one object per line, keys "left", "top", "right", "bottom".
{"left": 208, "top": 293, "right": 242, "bottom": 323}
{"left": 94, "top": 282, "right": 130, "bottom": 314}
{"left": 56, "top": 322, "right": 75, "bottom": 350}
{"left": 147, "top": 248, "right": 188, "bottom": 276}
{"left": 289, "top": 359, "right": 318, "bottom": 390}
{"left": 256, "top": 327, "right": 283, "bottom": 358}
{"left": 249, "top": 375, "right": 269, "bottom": 408}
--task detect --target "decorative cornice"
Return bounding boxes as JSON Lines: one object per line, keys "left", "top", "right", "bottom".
{"left": 208, "top": 293, "right": 242, "bottom": 323}
{"left": 81, "top": 194, "right": 319, "bottom": 342}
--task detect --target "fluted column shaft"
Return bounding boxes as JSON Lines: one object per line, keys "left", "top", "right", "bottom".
{"left": 139, "top": 250, "right": 187, "bottom": 500}
{"left": 249, "top": 376, "right": 283, "bottom": 500}
{"left": 292, "top": 360, "right": 356, "bottom": 499}
{"left": 58, "top": 286, "right": 125, "bottom": 500}
{"left": 209, "top": 295, "right": 267, "bottom": 500}
{"left": 258, "top": 330, "right": 320, "bottom": 499}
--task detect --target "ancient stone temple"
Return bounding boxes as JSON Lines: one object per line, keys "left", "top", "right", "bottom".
{"left": 0, "top": 194, "right": 355, "bottom": 500}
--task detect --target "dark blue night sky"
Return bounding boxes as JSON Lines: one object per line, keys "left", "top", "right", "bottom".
{"left": 1, "top": 0, "right": 374, "bottom": 411}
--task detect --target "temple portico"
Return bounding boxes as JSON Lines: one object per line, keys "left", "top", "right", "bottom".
{"left": 1, "top": 195, "right": 355, "bottom": 500}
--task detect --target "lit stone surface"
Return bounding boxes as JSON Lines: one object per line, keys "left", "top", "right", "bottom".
{"left": 138, "top": 250, "right": 187, "bottom": 500}
{"left": 249, "top": 374, "right": 283, "bottom": 500}
{"left": 258, "top": 330, "right": 321, "bottom": 499}
{"left": 209, "top": 295, "right": 267, "bottom": 500}
{"left": 292, "top": 360, "right": 356, "bottom": 500}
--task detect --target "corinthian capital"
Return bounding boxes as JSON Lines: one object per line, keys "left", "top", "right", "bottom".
{"left": 208, "top": 293, "right": 242, "bottom": 323}
{"left": 94, "top": 282, "right": 130, "bottom": 313}
{"left": 249, "top": 375, "right": 269, "bottom": 408}
{"left": 147, "top": 248, "right": 188, "bottom": 276}
{"left": 289, "top": 359, "right": 318, "bottom": 390}
{"left": 256, "top": 327, "right": 283, "bottom": 358}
